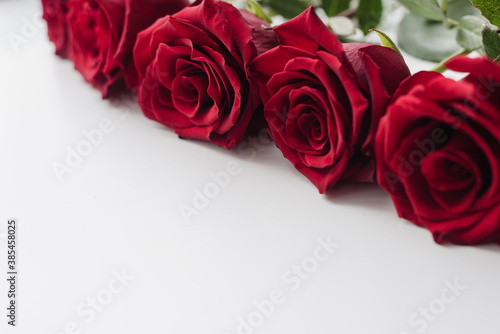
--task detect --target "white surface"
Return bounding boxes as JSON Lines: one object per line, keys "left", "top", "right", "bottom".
{"left": 1, "top": 1, "right": 499, "bottom": 333}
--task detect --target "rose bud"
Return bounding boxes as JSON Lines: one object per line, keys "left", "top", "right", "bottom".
{"left": 250, "top": 8, "right": 410, "bottom": 193}
{"left": 133, "top": 0, "right": 279, "bottom": 149}
{"left": 375, "top": 56, "right": 500, "bottom": 245}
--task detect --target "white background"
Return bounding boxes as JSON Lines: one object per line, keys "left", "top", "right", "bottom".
{"left": 1, "top": 0, "right": 499, "bottom": 333}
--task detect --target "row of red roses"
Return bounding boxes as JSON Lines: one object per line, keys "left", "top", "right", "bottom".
{"left": 42, "top": 0, "right": 500, "bottom": 245}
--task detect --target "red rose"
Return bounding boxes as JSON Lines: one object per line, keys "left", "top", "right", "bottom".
{"left": 43, "top": 0, "right": 189, "bottom": 97}
{"left": 250, "top": 8, "right": 410, "bottom": 193}
{"left": 115, "top": 0, "right": 190, "bottom": 89}
{"left": 42, "top": 0, "right": 69, "bottom": 57}
{"left": 133, "top": 0, "right": 278, "bottom": 149}
{"left": 375, "top": 56, "right": 500, "bottom": 245}
{"left": 65, "top": 0, "right": 126, "bottom": 96}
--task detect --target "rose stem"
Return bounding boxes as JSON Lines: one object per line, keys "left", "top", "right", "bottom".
{"left": 430, "top": 48, "right": 470, "bottom": 73}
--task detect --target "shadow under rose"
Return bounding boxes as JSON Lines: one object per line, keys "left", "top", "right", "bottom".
{"left": 324, "top": 181, "right": 395, "bottom": 212}
{"left": 148, "top": 122, "right": 282, "bottom": 165}
{"left": 107, "top": 91, "right": 142, "bottom": 114}
{"left": 446, "top": 242, "right": 500, "bottom": 252}
{"left": 325, "top": 183, "right": 500, "bottom": 250}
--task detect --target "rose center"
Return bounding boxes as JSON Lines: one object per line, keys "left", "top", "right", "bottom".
{"left": 171, "top": 69, "right": 211, "bottom": 119}
{"left": 449, "top": 161, "right": 470, "bottom": 177}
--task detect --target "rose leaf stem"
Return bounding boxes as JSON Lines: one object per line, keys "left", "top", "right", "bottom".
{"left": 446, "top": 17, "right": 460, "bottom": 27}
{"left": 337, "top": 7, "right": 357, "bottom": 18}
{"left": 441, "top": 0, "right": 448, "bottom": 13}
{"left": 431, "top": 48, "right": 470, "bottom": 73}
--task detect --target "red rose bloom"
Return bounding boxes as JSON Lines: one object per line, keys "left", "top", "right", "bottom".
{"left": 133, "top": 0, "right": 278, "bottom": 149}
{"left": 250, "top": 8, "right": 410, "bottom": 193}
{"left": 43, "top": 0, "right": 189, "bottom": 97}
{"left": 375, "top": 56, "right": 500, "bottom": 245}
{"left": 42, "top": 0, "right": 69, "bottom": 57}
{"left": 116, "top": 0, "right": 190, "bottom": 89}
{"left": 65, "top": 0, "right": 126, "bottom": 96}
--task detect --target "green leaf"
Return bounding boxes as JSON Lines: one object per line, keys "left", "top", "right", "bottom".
{"left": 261, "top": 0, "right": 308, "bottom": 18}
{"left": 322, "top": 0, "right": 351, "bottom": 17}
{"left": 482, "top": 25, "right": 500, "bottom": 61}
{"left": 371, "top": 29, "right": 403, "bottom": 57}
{"left": 398, "top": 0, "right": 446, "bottom": 21}
{"left": 358, "top": 0, "right": 382, "bottom": 35}
{"left": 441, "top": 0, "right": 449, "bottom": 12}
{"left": 469, "top": 0, "right": 500, "bottom": 27}
{"left": 456, "top": 15, "right": 486, "bottom": 50}
{"left": 446, "top": 0, "right": 481, "bottom": 20}
{"left": 398, "top": 13, "right": 461, "bottom": 61}
{"left": 245, "top": 0, "right": 272, "bottom": 23}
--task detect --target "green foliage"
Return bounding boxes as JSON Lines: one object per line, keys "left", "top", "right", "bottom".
{"left": 261, "top": 0, "right": 308, "bottom": 19}
{"left": 398, "top": 13, "right": 461, "bottom": 61}
{"left": 358, "top": 0, "right": 383, "bottom": 35}
{"left": 322, "top": 0, "right": 351, "bottom": 17}
{"left": 456, "top": 15, "right": 486, "bottom": 50}
{"left": 246, "top": 0, "right": 273, "bottom": 23}
{"left": 371, "top": 29, "right": 403, "bottom": 57}
{"left": 446, "top": 0, "right": 481, "bottom": 20}
{"left": 398, "top": 0, "right": 446, "bottom": 21}
{"left": 469, "top": 0, "right": 500, "bottom": 27}
{"left": 482, "top": 25, "right": 500, "bottom": 61}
